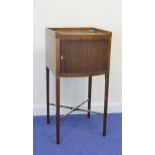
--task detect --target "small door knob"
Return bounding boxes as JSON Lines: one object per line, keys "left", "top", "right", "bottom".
{"left": 60, "top": 56, "right": 64, "bottom": 60}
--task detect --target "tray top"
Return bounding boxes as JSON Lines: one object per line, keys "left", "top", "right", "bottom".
{"left": 49, "top": 27, "right": 111, "bottom": 35}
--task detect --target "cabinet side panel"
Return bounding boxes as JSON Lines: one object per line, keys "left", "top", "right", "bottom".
{"left": 46, "top": 31, "right": 56, "bottom": 74}
{"left": 106, "top": 35, "right": 112, "bottom": 71}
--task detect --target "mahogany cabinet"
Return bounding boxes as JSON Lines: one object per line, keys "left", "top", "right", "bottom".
{"left": 46, "top": 27, "right": 112, "bottom": 144}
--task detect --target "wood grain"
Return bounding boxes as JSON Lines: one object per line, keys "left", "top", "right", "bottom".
{"left": 49, "top": 27, "right": 111, "bottom": 40}
{"left": 45, "top": 27, "right": 112, "bottom": 144}
{"left": 60, "top": 40, "right": 108, "bottom": 76}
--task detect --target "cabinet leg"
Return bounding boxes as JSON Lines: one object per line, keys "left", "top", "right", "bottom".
{"left": 56, "top": 77, "right": 60, "bottom": 144}
{"left": 46, "top": 67, "right": 50, "bottom": 124}
{"left": 103, "top": 73, "right": 109, "bottom": 136}
{"left": 87, "top": 76, "right": 92, "bottom": 118}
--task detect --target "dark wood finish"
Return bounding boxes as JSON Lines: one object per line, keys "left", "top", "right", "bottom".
{"left": 56, "top": 39, "right": 61, "bottom": 144}
{"left": 56, "top": 77, "right": 60, "bottom": 144}
{"left": 46, "top": 67, "right": 50, "bottom": 124}
{"left": 48, "top": 27, "right": 111, "bottom": 40}
{"left": 106, "top": 33, "right": 112, "bottom": 71}
{"left": 61, "top": 71, "right": 108, "bottom": 77}
{"left": 60, "top": 40, "right": 108, "bottom": 76}
{"left": 46, "top": 27, "right": 112, "bottom": 77}
{"left": 87, "top": 76, "right": 92, "bottom": 118}
{"left": 45, "top": 27, "right": 112, "bottom": 144}
{"left": 103, "top": 73, "right": 110, "bottom": 136}
{"left": 103, "top": 32, "right": 111, "bottom": 136}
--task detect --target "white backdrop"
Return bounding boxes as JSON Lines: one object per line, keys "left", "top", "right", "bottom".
{"left": 33, "top": 0, "right": 122, "bottom": 115}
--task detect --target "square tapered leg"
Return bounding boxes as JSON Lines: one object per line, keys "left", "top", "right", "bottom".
{"left": 46, "top": 67, "right": 50, "bottom": 124}
{"left": 87, "top": 76, "right": 92, "bottom": 118}
{"left": 56, "top": 77, "right": 60, "bottom": 144}
{"left": 103, "top": 73, "right": 109, "bottom": 136}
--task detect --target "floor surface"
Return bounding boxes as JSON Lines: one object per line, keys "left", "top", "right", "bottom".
{"left": 33, "top": 114, "right": 122, "bottom": 155}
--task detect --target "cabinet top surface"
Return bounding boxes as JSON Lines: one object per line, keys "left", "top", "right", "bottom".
{"left": 48, "top": 27, "right": 111, "bottom": 36}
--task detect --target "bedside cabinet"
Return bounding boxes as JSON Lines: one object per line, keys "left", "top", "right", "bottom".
{"left": 46, "top": 27, "right": 112, "bottom": 144}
